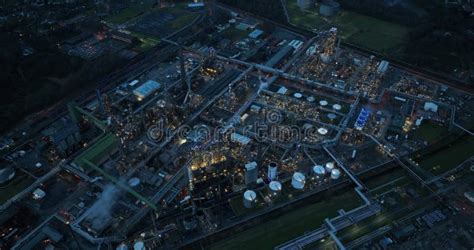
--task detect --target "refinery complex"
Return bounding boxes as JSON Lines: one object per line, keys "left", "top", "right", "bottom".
{"left": 1, "top": 1, "right": 474, "bottom": 250}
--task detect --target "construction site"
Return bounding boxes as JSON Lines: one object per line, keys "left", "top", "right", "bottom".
{"left": 1, "top": 2, "right": 474, "bottom": 250}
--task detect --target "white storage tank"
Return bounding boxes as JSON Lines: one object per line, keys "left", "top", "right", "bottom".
{"left": 291, "top": 172, "right": 306, "bottom": 190}
{"left": 243, "top": 190, "right": 257, "bottom": 208}
{"left": 331, "top": 169, "right": 341, "bottom": 180}
{"left": 327, "top": 113, "right": 337, "bottom": 120}
{"left": 268, "top": 181, "right": 282, "bottom": 197}
{"left": 267, "top": 162, "right": 278, "bottom": 181}
{"left": 325, "top": 162, "right": 335, "bottom": 173}
{"left": 128, "top": 177, "right": 140, "bottom": 187}
{"left": 312, "top": 165, "right": 326, "bottom": 177}
{"left": 133, "top": 241, "right": 145, "bottom": 250}
{"left": 317, "top": 127, "right": 329, "bottom": 135}
{"left": 332, "top": 104, "right": 342, "bottom": 111}
{"left": 293, "top": 92, "right": 303, "bottom": 99}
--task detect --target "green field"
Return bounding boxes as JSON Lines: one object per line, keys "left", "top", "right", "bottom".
{"left": 286, "top": 1, "right": 411, "bottom": 53}
{"left": 411, "top": 121, "right": 448, "bottom": 145}
{"left": 364, "top": 169, "right": 404, "bottom": 190}
{"left": 417, "top": 136, "right": 474, "bottom": 176}
{"left": 286, "top": 1, "right": 329, "bottom": 29}
{"left": 130, "top": 31, "right": 160, "bottom": 51}
{"left": 105, "top": 0, "right": 156, "bottom": 24}
{"left": 168, "top": 10, "right": 198, "bottom": 30}
{"left": 211, "top": 191, "right": 362, "bottom": 250}
{"left": 221, "top": 27, "right": 250, "bottom": 41}
{"left": 0, "top": 176, "right": 34, "bottom": 204}
{"left": 127, "top": 5, "right": 198, "bottom": 51}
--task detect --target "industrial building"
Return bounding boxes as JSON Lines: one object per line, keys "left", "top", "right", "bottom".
{"left": 265, "top": 45, "right": 294, "bottom": 68}
{"left": 0, "top": 166, "right": 15, "bottom": 185}
{"left": 133, "top": 80, "right": 161, "bottom": 101}
{"left": 424, "top": 102, "right": 439, "bottom": 112}
{"left": 377, "top": 60, "right": 390, "bottom": 74}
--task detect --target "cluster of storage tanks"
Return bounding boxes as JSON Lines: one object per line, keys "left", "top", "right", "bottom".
{"left": 291, "top": 162, "right": 341, "bottom": 189}
{"left": 243, "top": 180, "right": 283, "bottom": 209}
{"left": 243, "top": 162, "right": 342, "bottom": 208}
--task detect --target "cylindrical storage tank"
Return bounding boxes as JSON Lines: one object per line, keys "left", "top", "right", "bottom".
{"left": 332, "top": 104, "right": 342, "bottom": 111}
{"left": 128, "top": 177, "right": 140, "bottom": 187}
{"left": 327, "top": 113, "right": 337, "bottom": 120}
{"left": 133, "top": 241, "right": 145, "bottom": 250}
{"left": 317, "top": 127, "right": 328, "bottom": 135}
{"left": 243, "top": 190, "right": 257, "bottom": 208}
{"left": 267, "top": 162, "right": 278, "bottom": 181}
{"left": 319, "top": 100, "right": 328, "bottom": 106}
{"left": 268, "top": 181, "right": 282, "bottom": 197}
{"left": 116, "top": 243, "right": 129, "bottom": 250}
{"left": 307, "top": 96, "right": 315, "bottom": 102}
{"left": 291, "top": 172, "right": 306, "bottom": 190}
{"left": 312, "top": 165, "right": 326, "bottom": 177}
{"left": 331, "top": 169, "right": 341, "bottom": 180}
{"left": 293, "top": 92, "right": 303, "bottom": 99}
{"left": 325, "top": 162, "right": 335, "bottom": 173}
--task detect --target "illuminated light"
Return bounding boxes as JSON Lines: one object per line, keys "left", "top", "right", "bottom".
{"left": 179, "top": 138, "right": 187, "bottom": 145}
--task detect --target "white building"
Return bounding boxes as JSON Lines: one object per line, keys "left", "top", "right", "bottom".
{"left": 133, "top": 80, "right": 161, "bottom": 101}
{"left": 424, "top": 102, "right": 439, "bottom": 113}
{"left": 33, "top": 188, "right": 46, "bottom": 200}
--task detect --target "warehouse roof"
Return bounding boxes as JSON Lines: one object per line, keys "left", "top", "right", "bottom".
{"left": 133, "top": 80, "right": 161, "bottom": 101}
{"left": 265, "top": 45, "right": 293, "bottom": 68}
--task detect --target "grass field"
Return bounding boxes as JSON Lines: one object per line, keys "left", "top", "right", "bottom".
{"left": 105, "top": 0, "right": 156, "bottom": 24}
{"left": 221, "top": 27, "right": 249, "bottom": 41}
{"left": 411, "top": 121, "right": 448, "bottom": 145}
{"left": 417, "top": 136, "right": 474, "bottom": 176}
{"left": 211, "top": 191, "right": 362, "bottom": 250}
{"left": 127, "top": 5, "right": 197, "bottom": 51}
{"left": 286, "top": 1, "right": 411, "bottom": 53}
{"left": 130, "top": 31, "right": 160, "bottom": 51}
{"left": 364, "top": 169, "right": 405, "bottom": 190}
{"left": 0, "top": 176, "right": 34, "bottom": 204}
{"left": 168, "top": 10, "right": 197, "bottom": 30}
{"left": 286, "top": 1, "right": 329, "bottom": 29}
